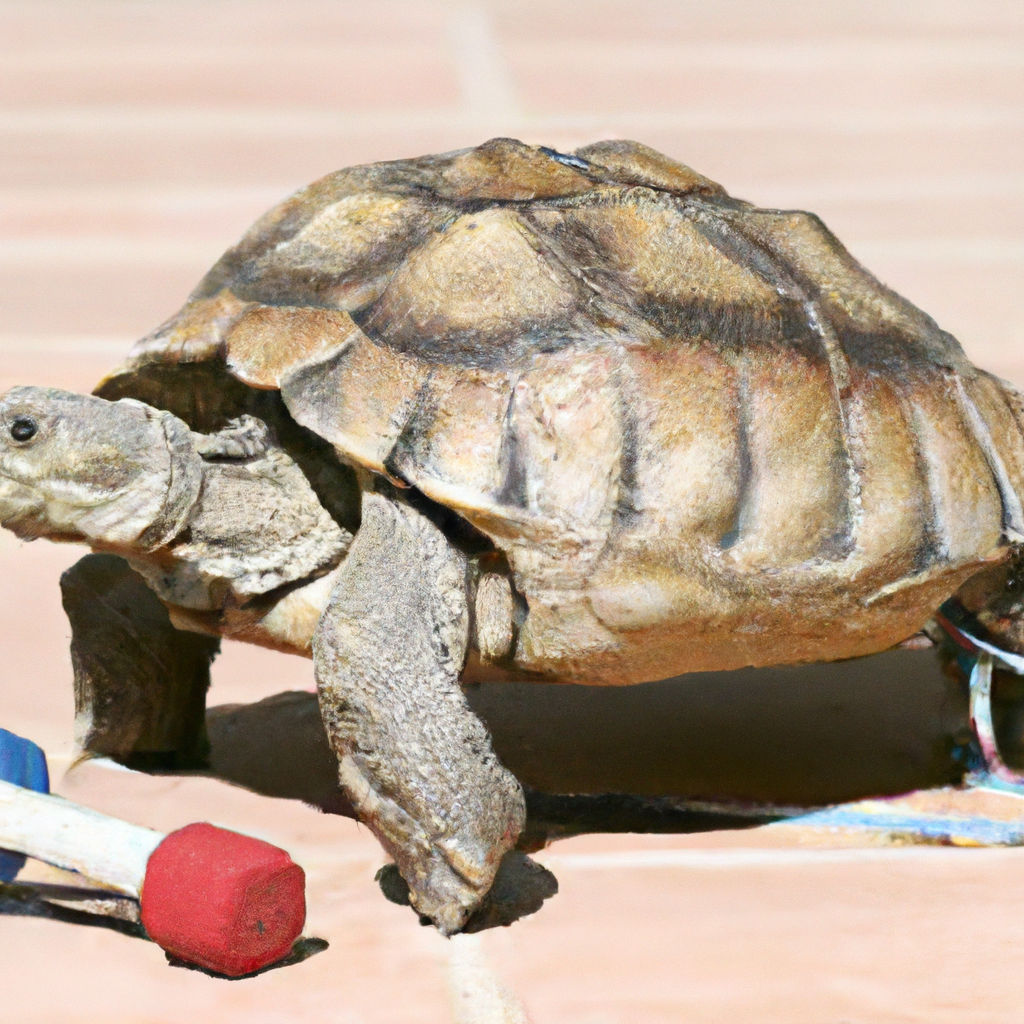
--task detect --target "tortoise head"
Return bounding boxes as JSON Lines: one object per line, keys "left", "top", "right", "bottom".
{"left": 0, "top": 386, "right": 188, "bottom": 547}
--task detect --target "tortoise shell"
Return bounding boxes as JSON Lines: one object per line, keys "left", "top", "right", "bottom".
{"left": 97, "top": 138, "right": 1024, "bottom": 684}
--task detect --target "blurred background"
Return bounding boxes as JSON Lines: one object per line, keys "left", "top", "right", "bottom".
{"left": 1, "top": 2, "right": 1022, "bottom": 1022}
{"left": 2, "top": 1, "right": 1021, "bottom": 388}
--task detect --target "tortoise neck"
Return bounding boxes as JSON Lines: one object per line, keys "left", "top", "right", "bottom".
{"left": 135, "top": 412, "right": 203, "bottom": 551}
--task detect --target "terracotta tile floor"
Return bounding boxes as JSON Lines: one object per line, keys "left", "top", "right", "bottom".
{"left": 1, "top": 2, "right": 1023, "bottom": 1020}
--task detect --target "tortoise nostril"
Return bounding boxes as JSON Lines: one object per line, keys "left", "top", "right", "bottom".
{"left": 9, "top": 416, "right": 37, "bottom": 442}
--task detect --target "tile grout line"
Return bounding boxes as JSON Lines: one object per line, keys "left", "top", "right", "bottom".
{"left": 541, "top": 845, "right": 1024, "bottom": 870}
{"left": 446, "top": 4, "right": 521, "bottom": 121}
{"left": 2, "top": 105, "right": 1022, "bottom": 135}
{"left": 447, "top": 933, "right": 531, "bottom": 1024}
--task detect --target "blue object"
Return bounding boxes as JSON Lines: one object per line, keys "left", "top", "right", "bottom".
{"left": 0, "top": 728, "right": 50, "bottom": 882}
{"left": 788, "top": 804, "right": 1024, "bottom": 846}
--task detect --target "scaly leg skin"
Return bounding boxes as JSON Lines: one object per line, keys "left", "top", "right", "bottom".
{"left": 60, "top": 553, "right": 218, "bottom": 769}
{"left": 313, "top": 490, "right": 527, "bottom": 934}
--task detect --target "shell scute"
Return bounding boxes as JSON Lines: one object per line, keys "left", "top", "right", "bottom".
{"left": 909, "top": 374, "right": 1005, "bottom": 565}
{"left": 723, "top": 347, "right": 852, "bottom": 572}
{"left": 198, "top": 138, "right": 594, "bottom": 312}
{"left": 959, "top": 373, "right": 1024, "bottom": 542}
{"left": 529, "top": 192, "right": 805, "bottom": 352}
{"left": 433, "top": 137, "right": 595, "bottom": 201}
{"left": 280, "top": 329, "right": 429, "bottom": 481}
{"left": 607, "top": 342, "right": 743, "bottom": 550}
{"left": 208, "top": 192, "right": 453, "bottom": 314}
{"left": 728, "top": 206, "right": 970, "bottom": 375}
{"left": 97, "top": 139, "right": 1024, "bottom": 681}
{"left": 360, "top": 206, "right": 581, "bottom": 368}
{"left": 841, "top": 368, "right": 931, "bottom": 579}
{"left": 384, "top": 347, "right": 625, "bottom": 592}
{"left": 384, "top": 363, "right": 512, "bottom": 508}
{"left": 124, "top": 289, "right": 256, "bottom": 369}
{"left": 498, "top": 348, "right": 623, "bottom": 580}
{"left": 239, "top": 193, "right": 450, "bottom": 311}
{"left": 225, "top": 305, "right": 360, "bottom": 389}
{"left": 573, "top": 139, "right": 726, "bottom": 198}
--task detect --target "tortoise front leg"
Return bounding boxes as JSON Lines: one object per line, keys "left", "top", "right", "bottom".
{"left": 313, "top": 491, "right": 526, "bottom": 934}
{"left": 60, "top": 554, "right": 218, "bottom": 769}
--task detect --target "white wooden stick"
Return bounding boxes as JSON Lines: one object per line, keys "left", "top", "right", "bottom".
{"left": 0, "top": 778, "right": 307, "bottom": 976}
{"left": 0, "top": 778, "right": 163, "bottom": 897}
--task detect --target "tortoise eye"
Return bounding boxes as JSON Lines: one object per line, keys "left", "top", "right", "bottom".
{"left": 10, "top": 416, "right": 37, "bottom": 442}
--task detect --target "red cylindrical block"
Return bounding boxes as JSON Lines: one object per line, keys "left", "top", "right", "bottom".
{"left": 139, "top": 822, "right": 306, "bottom": 977}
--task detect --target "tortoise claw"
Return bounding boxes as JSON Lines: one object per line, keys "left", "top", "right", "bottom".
{"left": 375, "top": 850, "right": 558, "bottom": 935}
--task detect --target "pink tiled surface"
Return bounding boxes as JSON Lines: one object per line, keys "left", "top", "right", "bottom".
{"left": 1, "top": 2, "right": 1023, "bottom": 1021}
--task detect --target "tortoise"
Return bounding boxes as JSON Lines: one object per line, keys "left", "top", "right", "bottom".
{"left": 1, "top": 138, "right": 1023, "bottom": 934}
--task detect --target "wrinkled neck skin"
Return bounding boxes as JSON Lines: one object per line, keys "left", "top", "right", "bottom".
{"left": 133, "top": 415, "right": 204, "bottom": 550}
{"left": 0, "top": 388, "right": 523, "bottom": 665}
{"left": 129, "top": 432, "right": 356, "bottom": 658}
{"left": 0, "top": 387, "right": 349, "bottom": 658}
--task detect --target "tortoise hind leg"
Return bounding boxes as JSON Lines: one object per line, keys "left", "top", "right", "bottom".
{"left": 313, "top": 490, "right": 528, "bottom": 934}
{"left": 60, "top": 553, "right": 218, "bottom": 770}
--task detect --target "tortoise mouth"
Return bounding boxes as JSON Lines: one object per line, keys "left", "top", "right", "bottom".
{"left": 0, "top": 476, "right": 52, "bottom": 541}
{"left": 0, "top": 388, "right": 192, "bottom": 549}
